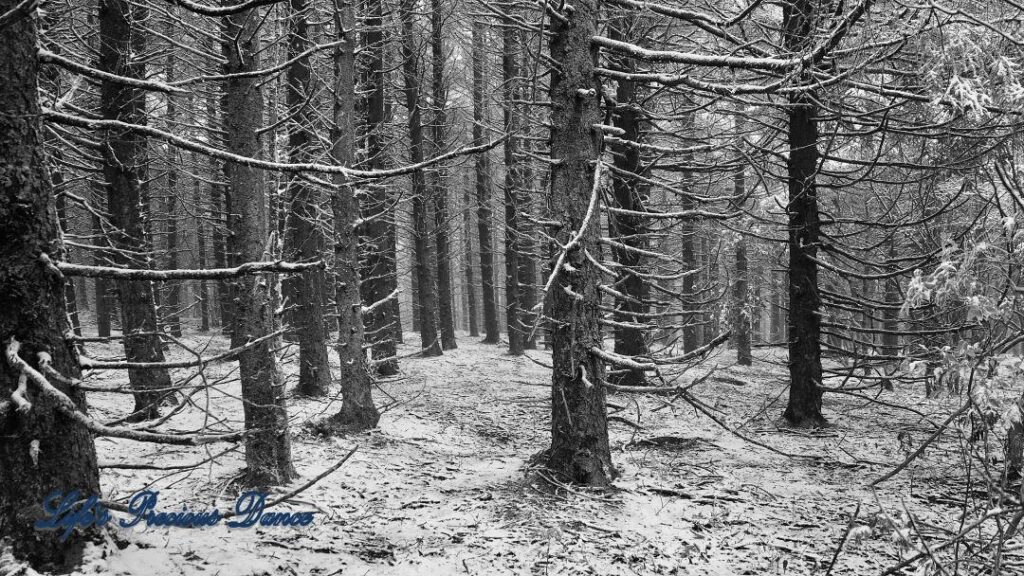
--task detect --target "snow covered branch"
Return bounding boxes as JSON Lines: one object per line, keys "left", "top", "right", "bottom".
{"left": 55, "top": 258, "right": 323, "bottom": 280}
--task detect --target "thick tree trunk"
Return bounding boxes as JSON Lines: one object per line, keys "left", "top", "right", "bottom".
{"left": 323, "top": 0, "right": 380, "bottom": 432}
{"left": 222, "top": 4, "right": 295, "bottom": 486}
{"left": 607, "top": 17, "right": 650, "bottom": 386}
{"left": 430, "top": 0, "right": 457, "bottom": 350}
{"left": 357, "top": 0, "right": 399, "bottom": 374}
{"left": 400, "top": 0, "right": 442, "bottom": 357}
{"left": 472, "top": 21, "right": 501, "bottom": 344}
{"left": 782, "top": 0, "right": 827, "bottom": 428}
{"left": 502, "top": 4, "right": 524, "bottom": 356}
{"left": 284, "top": 0, "right": 332, "bottom": 396}
{"left": 98, "top": 0, "right": 172, "bottom": 420}
{"left": 543, "top": 0, "right": 613, "bottom": 487}
{"left": 0, "top": 9, "right": 101, "bottom": 568}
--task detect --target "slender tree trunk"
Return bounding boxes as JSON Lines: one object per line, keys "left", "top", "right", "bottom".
{"left": 400, "top": 0, "right": 442, "bottom": 356}
{"left": 322, "top": 0, "right": 380, "bottom": 431}
{"left": 732, "top": 113, "right": 751, "bottom": 366}
{"left": 222, "top": 3, "right": 295, "bottom": 485}
{"left": 464, "top": 187, "right": 480, "bottom": 336}
{"left": 283, "top": 0, "right": 332, "bottom": 396}
{"left": 195, "top": 173, "right": 211, "bottom": 331}
{"left": 0, "top": 10, "right": 101, "bottom": 567}
{"left": 472, "top": 21, "right": 500, "bottom": 344}
{"left": 54, "top": 164, "right": 83, "bottom": 337}
{"left": 163, "top": 38, "right": 182, "bottom": 337}
{"left": 543, "top": 0, "right": 613, "bottom": 486}
{"left": 680, "top": 114, "right": 699, "bottom": 354}
{"left": 92, "top": 195, "right": 113, "bottom": 336}
{"left": 429, "top": 0, "right": 457, "bottom": 350}
{"left": 502, "top": 3, "right": 524, "bottom": 356}
{"left": 607, "top": 16, "right": 650, "bottom": 386}
{"left": 99, "top": 0, "right": 172, "bottom": 420}
{"left": 357, "top": 0, "right": 399, "bottom": 374}
{"left": 782, "top": 0, "right": 827, "bottom": 427}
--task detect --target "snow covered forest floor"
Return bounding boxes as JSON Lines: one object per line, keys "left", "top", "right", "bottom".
{"left": 53, "top": 332, "right": 1008, "bottom": 576}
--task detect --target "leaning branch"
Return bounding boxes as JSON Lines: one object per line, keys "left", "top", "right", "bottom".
{"left": 4, "top": 338, "right": 246, "bottom": 446}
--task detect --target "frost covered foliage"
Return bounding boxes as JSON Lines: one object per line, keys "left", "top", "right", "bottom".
{"left": 900, "top": 204, "right": 1024, "bottom": 574}
{"left": 920, "top": 23, "right": 1024, "bottom": 118}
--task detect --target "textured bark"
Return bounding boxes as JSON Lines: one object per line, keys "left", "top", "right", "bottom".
{"left": 680, "top": 114, "right": 699, "bottom": 353}
{"left": 0, "top": 8, "right": 101, "bottom": 568}
{"left": 430, "top": 0, "right": 457, "bottom": 350}
{"left": 782, "top": 0, "right": 827, "bottom": 428}
{"left": 358, "top": 0, "right": 399, "bottom": 374}
{"left": 472, "top": 21, "right": 500, "bottom": 344}
{"left": 732, "top": 113, "right": 751, "bottom": 366}
{"left": 194, "top": 173, "right": 211, "bottom": 332}
{"left": 98, "top": 0, "right": 173, "bottom": 420}
{"left": 163, "top": 43, "right": 182, "bottom": 338}
{"left": 324, "top": 0, "right": 380, "bottom": 432}
{"left": 222, "top": 4, "right": 295, "bottom": 485}
{"left": 543, "top": 0, "right": 613, "bottom": 487}
{"left": 400, "top": 0, "right": 442, "bottom": 357}
{"left": 463, "top": 187, "right": 480, "bottom": 336}
{"left": 607, "top": 17, "right": 650, "bottom": 386}
{"left": 502, "top": 4, "right": 524, "bottom": 356}
{"left": 284, "top": 0, "right": 332, "bottom": 396}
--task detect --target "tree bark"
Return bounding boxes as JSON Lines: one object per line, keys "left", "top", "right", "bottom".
{"left": 0, "top": 8, "right": 101, "bottom": 568}
{"left": 782, "top": 0, "right": 827, "bottom": 428}
{"left": 732, "top": 112, "right": 752, "bottom": 366}
{"left": 324, "top": 0, "right": 380, "bottom": 432}
{"left": 463, "top": 186, "right": 480, "bottom": 336}
{"left": 543, "top": 0, "right": 613, "bottom": 487}
{"left": 98, "top": 0, "right": 173, "bottom": 420}
{"left": 222, "top": 3, "right": 295, "bottom": 485}
{"left": 502, "top": 2, "right": 524, "bottom": 356}
{"left": 472, "top": 21, "right": 500, "bottom": 344}
{"left": 284, "top": 0, "right": 332, "bottom": 396}
{"left": 357, "top": 0, "right": 400, "bottom": 374}
{"left": 430, "top": 0, "right": 457, "bottom": 350}
{"left": 400, "top": 0, "right": 442, "bottom": 357}
{"left": 607, "top": 16, "right": 650, "bottom": 386}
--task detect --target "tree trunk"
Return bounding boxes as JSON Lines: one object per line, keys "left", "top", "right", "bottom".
{"left": 732, "top": 112, "right": 751, "bottom": 366}
{"left": 430, "top": 0, "right": 457, "bottom": 350}
{"left": 0, "top": 9, "right": 101, "bottom": 568}
{"left": 607, "top": 16, "right": 650, "bottom": 386}
{"left": 357, "top": 0, "right": 399, "bottom": 374}
{"left": 321, "top": 0, "right": 380, "bottom": 432}
{"left": 472, "top": 21, "right": 500, "bottom": 344}
{"left": 163, "top": 42, "right": 182, "bottom": 338}
{"left": 222, "top": 4, "right": 295, "bottom": 486}
{"left": 543, "top": 0, "right": 613, "bottom": 486}
{"left": 284, "top": 0, "right": 332, "bottom": 396}
{"left": 195, "top": 173, "right": 210, "bottom": 332}
{"left": 463, "top": 187, "right": 480, "bottom": 336}
{"left": 782, "top": 0, "right": 827, "bottom": 428}
{"left": 680, "top": 114, "right": 699, "bottom": 354}
{"left": 502, "top": 3, "right": 524, "bottom": 356}
{"left": 400, "top": 0, "right": 442, "bottom": 357}
{"left": 98, "top": 0, "right": 172, "bottom": 420}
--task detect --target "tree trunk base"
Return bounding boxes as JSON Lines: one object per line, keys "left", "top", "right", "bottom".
{"left": 532, "top": 447, "right": 617, "bottom": 488}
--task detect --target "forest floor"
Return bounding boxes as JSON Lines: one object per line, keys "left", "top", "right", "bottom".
{"left": 21, "top": 332, "right": 1014, "bottom": 575}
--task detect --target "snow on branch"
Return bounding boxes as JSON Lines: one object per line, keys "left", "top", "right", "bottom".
{"left": 39, "top": 50, "right": 186, "bottom": 94}
{"left": 4, "top": 338, "right": 247, "bottom": 445}
{"left": 45, "top": 109, "right": 505, "bottom": 179}
{"left": 78, "top": 329, "right": 286, "bottom": 371}
{"left": 55, "top": 258, "right": 323, "bottom": 280}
